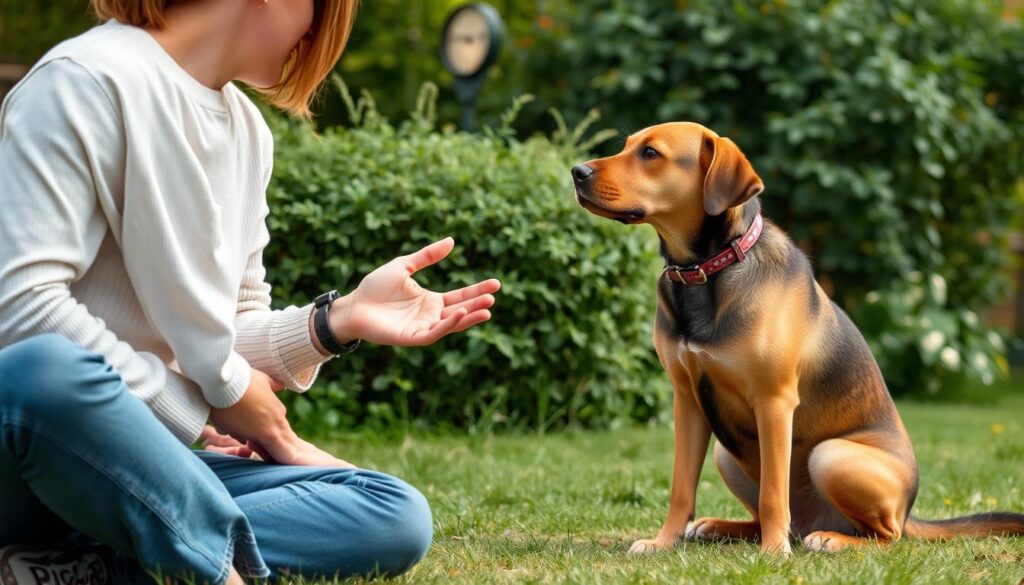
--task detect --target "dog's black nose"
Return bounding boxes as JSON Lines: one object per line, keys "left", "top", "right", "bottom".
{"left": 571, "top": 164, "right": 595, "bottom": 183}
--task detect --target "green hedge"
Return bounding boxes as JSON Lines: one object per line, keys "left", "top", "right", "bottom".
{"left": 522, "top": 0, "right": 1024, "bottom": 397}
{"left": 266, "top": 81, "right": 668, "bottom": 434}
{"left": 0, "top": 2, "right": 93, "bottom": 64}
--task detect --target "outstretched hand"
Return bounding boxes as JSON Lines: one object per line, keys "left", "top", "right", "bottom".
{"left": 331, "top": 237, "right": 500, "bottom": 347}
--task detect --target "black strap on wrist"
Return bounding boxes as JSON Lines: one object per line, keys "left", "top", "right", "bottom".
{"left": 313, "top": 290, "right": 360, "bottom": 355}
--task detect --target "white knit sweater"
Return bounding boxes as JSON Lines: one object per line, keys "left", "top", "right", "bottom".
{"left": 0, "top": 20, "right": 334, "bottom": 445}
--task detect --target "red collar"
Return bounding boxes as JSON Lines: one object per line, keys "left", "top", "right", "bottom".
{"left": 662, "top": 213, "right": 764, "bottom": 285}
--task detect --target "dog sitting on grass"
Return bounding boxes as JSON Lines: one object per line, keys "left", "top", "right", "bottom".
{"left": 572, "top": 121, "right": 1024, "bottom": 555}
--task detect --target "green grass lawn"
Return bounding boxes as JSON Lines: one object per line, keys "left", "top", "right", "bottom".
{"left": 316, "top": 386, "right": 1024, "bottom": 584}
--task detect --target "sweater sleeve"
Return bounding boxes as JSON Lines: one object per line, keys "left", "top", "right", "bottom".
{"left": 0, "top": 59, "right": 209, "bottom": 444}
{"left": 233, "top": 123, "right": 335, "bottom": 391}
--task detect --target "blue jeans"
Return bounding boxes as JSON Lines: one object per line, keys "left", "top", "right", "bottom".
{"left": 0, "top": 333, "right": 432, "bottom": 584}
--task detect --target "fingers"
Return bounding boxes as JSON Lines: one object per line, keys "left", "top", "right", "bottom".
{"left": 201, "top": 425, "right": 245, "bottom": 448}
{"left": 409, "top": 307, "right": 467, "bottom": 345}
{"left": 440, "top": 293, "right": 495, "bottom": 319}
{"left": 201, "top": 426, "right": 252, "bottom": 457}
{"left": 402, "top": 237, "right": 455, "bottom": 274}
{"left": 199, "top": 425, "right": 221, "bottom": 443}
{"left": 451, "top": 309, "right": 492, "bottom": 333}
{"left": 442, "top": 278, "right": 501, "bottom": 306}
{"left": 424, "top": 307, "right": 468, "bottom": 341}
{"left": 203, "top": 444, "right": 254, "bottom": 458}
{"left": 298, "top": 438, "right": 358, "bottom": 468}
{"left": 250, "top": 437, "right": 356, "bottom": 468}
{"left": 409, "top": 305, "right": 493, "bottom": 344}
{"left": 247, "top": 440, "right": 276, "bottom": 463}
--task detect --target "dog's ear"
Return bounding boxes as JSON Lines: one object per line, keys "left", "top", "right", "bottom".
{"left": 700, "top": 133, "right": 764, "bottom": 216}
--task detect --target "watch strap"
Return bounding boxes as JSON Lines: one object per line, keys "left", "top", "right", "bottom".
{"left": 313, "top": 292, "right": 360, "bottom": 355}
{"left": 314, "top": 290, "right": 340, "bottom": 309}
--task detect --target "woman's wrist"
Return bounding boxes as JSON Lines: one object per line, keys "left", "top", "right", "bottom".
{"left": 307, "top": 293, "right": 358, "bottom": 356}
{"left": 327, "top": 293, "right": 358, "bottom": 344}
{"left": 307, "top": 305, "right": 331, "bottom": 356}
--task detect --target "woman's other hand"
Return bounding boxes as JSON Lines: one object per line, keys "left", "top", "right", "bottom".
{"left": 330, "top": 237, "right": 500, "bottom": 347}
{"left": 199, "top": 425, "right": 253, "bottom": 458}
{"left": 207, "top": 368, "right": 355, "bottom": 468}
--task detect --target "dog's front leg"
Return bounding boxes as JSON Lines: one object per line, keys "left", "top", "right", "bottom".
{"left": 754, "top": 389, "right": 799, "bottom": 555}
{"left": 629, "top": 363, "right": 711, "bottom": 554}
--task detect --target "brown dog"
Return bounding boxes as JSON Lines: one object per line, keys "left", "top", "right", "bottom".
{"left": 572, "top": 121, "right": 1024, "bottom": 555}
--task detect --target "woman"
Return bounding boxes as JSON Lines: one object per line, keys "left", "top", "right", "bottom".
{"left": 0, "top": 0, "right": 500, "bottom": 583}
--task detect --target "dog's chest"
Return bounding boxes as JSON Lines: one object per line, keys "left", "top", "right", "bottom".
{"left": 672, "top": 341, "right": 761, "bottom": 459}
{"left": 658, "top": 285, "right": 718, "bottom": 344}
{"left": 666, "top": 311, "right": 744, "bottom": 369}
{"left": 673, "top": 337, "right": 728, "bottom": 370}
{"left": 657, "top": 278, "right": 749, "bottom": 348}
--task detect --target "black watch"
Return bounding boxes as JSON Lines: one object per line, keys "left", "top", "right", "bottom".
{"left": 313, "top": 290, "right": 360, "bottom": 355}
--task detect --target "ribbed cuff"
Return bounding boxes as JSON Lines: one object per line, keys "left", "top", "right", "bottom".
{"left": 149, "top": 368, "right": 211, "bottom": 445}
{"left": 270, "top": 303, "right": 334, "bottom": 391}
{"left": 202, "top": 351, "right": 251, "bottom": 409}
{"left": 233, "top": 304, "right": 333, "bottom": 393}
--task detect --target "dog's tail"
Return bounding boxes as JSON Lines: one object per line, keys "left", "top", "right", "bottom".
{"left": 905, "top": 512, "right": 1024, "bottom": 540}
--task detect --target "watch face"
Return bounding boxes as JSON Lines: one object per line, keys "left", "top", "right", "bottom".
{"left": 444, "top": 8, "right": 491, "bottom": 76}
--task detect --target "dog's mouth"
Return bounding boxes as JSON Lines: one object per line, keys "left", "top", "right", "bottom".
{"left": 575, "top": 188, "right": 646, "bottom": 225}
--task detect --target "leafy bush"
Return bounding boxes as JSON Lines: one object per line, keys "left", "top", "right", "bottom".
{"left": 265, "top": 80, "right": 668, "bottom": 434}
{"left": 523, "top": 0, "right": 1024, "bottom": 397}
{"left": 0, "top": 1, "right": 93, "bottom": 64}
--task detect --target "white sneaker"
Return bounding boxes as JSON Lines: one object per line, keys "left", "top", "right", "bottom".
{"left": 0, "top": 544, "right": 111, "bottom": 585}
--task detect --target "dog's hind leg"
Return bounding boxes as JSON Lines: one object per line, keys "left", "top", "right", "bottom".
{"left": 802, "top": 437, "right": 913, "bottom": 552}
{"left": 686, "top": 441, "right": 762, "bottom": 542}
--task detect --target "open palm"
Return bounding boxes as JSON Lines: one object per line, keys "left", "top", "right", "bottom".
{"left": 333, "top": 237, "right": 500, "bottom": 347}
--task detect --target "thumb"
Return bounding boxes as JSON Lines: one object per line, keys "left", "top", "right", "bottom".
{"left": 402, "top": 237, "right": 455, "bottom": 275}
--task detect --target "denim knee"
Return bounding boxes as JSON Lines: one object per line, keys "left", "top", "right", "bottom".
{"left": 0, "top": 333, "right": 106, "bottom": 419}
{"left": 376, "top": 476, "right": 433, "bottom": 575}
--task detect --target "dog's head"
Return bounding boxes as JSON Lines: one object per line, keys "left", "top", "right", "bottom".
{"left": 572, "top": 122, "right": 764, "bottom": 228}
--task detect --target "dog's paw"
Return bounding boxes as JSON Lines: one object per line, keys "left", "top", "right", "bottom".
{"left": 759, "top": 537, "right": 794, "bottom": 556}
{"left": 684, "top": 517, "right": 761, "bottom": 542}
{"left": 627, "top": 538, "right": 671, "bottom": 555}
{"left": 802, "top": 531, "right": 844, "bottom": 552}
{"left": 684, "top": 518, "right": 714, "bottom": 541}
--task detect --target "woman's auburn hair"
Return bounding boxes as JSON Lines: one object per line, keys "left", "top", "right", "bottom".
{"left": 89, "top": 0, "right": 357, "bottom": 118}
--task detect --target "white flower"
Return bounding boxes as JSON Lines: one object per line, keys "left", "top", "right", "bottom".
{"left": 940, "top": 347, "right": 960, "bottom": 369}
{"left": 929, "top": 274, "right": 947, "bottom": 305}
{"left": 921, "top": 331, "right": 945, "bottom": 354}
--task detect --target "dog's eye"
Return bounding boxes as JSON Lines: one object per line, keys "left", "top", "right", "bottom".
{"left": 640, "top": 145, "right": 660, "bottom": 160}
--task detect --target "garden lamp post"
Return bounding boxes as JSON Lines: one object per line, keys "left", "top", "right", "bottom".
{"left": 440, "top": 3, "right": 504, "bottom": 132}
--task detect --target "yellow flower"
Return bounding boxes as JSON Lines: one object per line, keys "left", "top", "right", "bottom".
{"left": 992, "top": 424, "right": 1005, "bottom": 435}
{"left": 943, "top": 498, "right": 953, "bottom": 506}
{"left": 986, "top": 497, "right": 998, "bottom": 507}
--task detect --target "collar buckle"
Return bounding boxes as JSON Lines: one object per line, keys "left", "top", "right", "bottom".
{"left": 662, "top": 212, "right": 762, "bottom": 286}
{"left": 687, "top": 267, "right": 708, "bottom": 285}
